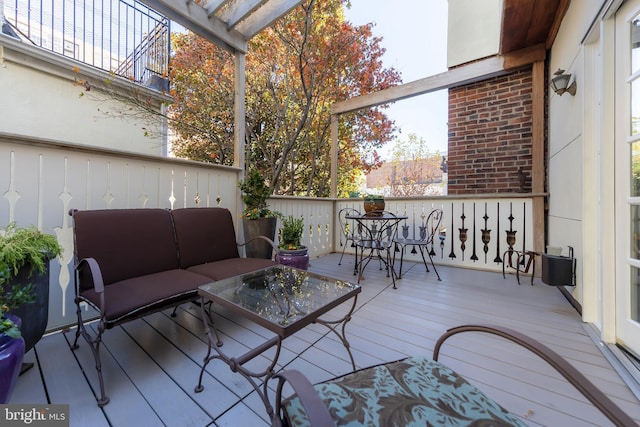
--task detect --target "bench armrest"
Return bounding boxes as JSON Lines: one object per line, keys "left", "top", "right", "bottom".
{"left": 237, "top": 235, "right": 280, "bottom": 260}
{"left": 433, "top": 324, "right": 637, "bottom": 427}
{"left": 75, "top": 257, "right": 106, "bottom": 312}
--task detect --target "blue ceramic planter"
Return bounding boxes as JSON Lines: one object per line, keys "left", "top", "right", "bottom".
{"left": 278, "top": 247, "right": 309, "bottom": 270}
{"left": 0, "top": 316, "right": 25, "bottom": 404}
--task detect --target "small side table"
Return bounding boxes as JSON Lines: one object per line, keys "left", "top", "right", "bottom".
{"left": 194, "top": 265, "right": 360, "bottom": 422}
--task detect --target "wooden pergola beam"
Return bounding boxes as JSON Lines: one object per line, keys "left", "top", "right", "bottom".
{"left": 331, "top": 44, "right": 545, "bottom": 115}
{"left": 139, "top": 0, "right": 248, "bottom": 53}
{"left": 531, "top": 60, "right": 546, "bottom": 266}
{"left": 234, "top": 0, "right": 304, "bottom": 38}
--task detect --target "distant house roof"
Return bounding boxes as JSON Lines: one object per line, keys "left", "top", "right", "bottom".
{"left": 367, "top": 159, "right": 444, "bottom": 189}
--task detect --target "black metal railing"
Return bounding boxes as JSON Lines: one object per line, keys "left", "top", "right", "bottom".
{"left": 3, "top": 0, "right": 169, "bottom": 88}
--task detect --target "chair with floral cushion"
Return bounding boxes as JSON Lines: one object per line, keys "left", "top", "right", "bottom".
{"left": 273, "top": 324, "right": 636, "bottom": 427}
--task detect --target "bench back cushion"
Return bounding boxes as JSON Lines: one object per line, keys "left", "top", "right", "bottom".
{"left": 72, "top": 209, "right": 179, "bottom": 287}
{"left": 171, "top": 207, "right": 240, "bottom": 268}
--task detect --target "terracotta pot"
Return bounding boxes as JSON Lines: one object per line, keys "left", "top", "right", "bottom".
{"left": 364, "top": 199, "right": 385, "bottom": 215}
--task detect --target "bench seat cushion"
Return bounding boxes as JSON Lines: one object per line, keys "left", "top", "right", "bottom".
{"left": 79, "top": 269, "right": 212, "bottom": 324}
{"left": 283, "top": 356, "right": 528, "bottom": 427}
{"left": 72, "top": 208, "right": 180, "bottom": 287}
{"left": 187, "top": 257, "right": 277, "bottom": 281}
{"left": 172, "top": 207, "right": 242, "bottom": 268}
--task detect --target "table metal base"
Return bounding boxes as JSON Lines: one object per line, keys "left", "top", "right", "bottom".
{"left": 194, "top": 295, "right": 358, "bottom": 421}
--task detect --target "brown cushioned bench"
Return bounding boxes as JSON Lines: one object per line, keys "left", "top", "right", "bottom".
{"left": 68, "top": 207, "right": 277, "bottom": 406}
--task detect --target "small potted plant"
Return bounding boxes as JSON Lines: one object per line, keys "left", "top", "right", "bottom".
{"left": 364, "top": 194, "right": 385, "bottom": 215}
{"left": 276, "top": 215, "right": 309, "bottom": 270}
{"left": 0, "top": 223, "right": 62, "bottom": 403}
{"left": 239, "top": 168, "right": 279, "bottom": 259}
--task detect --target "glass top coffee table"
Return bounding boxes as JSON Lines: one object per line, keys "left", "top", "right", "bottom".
{"left": 194, "top": 265, "right": 361, "bottom": 422}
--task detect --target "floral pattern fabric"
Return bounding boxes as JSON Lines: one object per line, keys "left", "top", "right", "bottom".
{"left": 283, "top": 356, "right": 528, "bottom": 426}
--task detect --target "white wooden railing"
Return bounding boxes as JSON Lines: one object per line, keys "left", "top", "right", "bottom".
{"left": 271, "top": 195, "right": 537, "bottom": 271}
{"left": 1, "top": 134, "right": 539, "bottom": 331}
{"left": 333, "top": 196, "right": 537, "bottom": 270}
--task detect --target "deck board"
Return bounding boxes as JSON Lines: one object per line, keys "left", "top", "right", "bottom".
{"left": 8, "top": 254, "right": 640, "bottom": 426}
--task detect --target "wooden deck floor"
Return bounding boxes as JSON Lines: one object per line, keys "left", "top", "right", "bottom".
{"left": 9, "top": 254, "right": 640, "bottom": 426}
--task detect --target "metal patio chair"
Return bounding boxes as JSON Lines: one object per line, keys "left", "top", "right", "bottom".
{"left": 393, "top": 208, "right": 442, "bottom": 281}
{"left": 337, "top": 207, "right": 361, "bottom": 265}
{"left": 352, "top": 210, "right": 401, "bottom": 288}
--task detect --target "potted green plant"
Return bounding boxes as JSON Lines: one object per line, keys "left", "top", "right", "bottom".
{"left": 364, "top": 194, "right": 385, "bottom": 215}
{"left": 0, "top": 223, "right": 62, "bottom": 403}
{"left": 276, "top": 215, "right": 309, "bottom": 270}
{"left": 0, "top": 284, "right": 34, "bottom": 338}
{"left": 239, "top": 168, "right": 279, "bottom": 259}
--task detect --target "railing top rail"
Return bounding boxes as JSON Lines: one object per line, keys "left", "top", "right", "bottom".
{"left": 333, "top": 193, "right": 547, "bottom": 202}
{"left": 0, "top": 131, "right": 240, "bottom": 172}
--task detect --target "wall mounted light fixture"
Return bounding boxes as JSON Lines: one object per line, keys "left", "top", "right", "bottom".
{"left": 550, "top": 69, "right": 576, "bottom": 96}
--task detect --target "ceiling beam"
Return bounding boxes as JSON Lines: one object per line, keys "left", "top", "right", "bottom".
{"left": 138, "top": 0, "right": 248, "bottom": 53}
{"left": 502, "top": 43, "right": 546, "bottom": 69}
{"left": 221, "top": 0, "right": 266, "bottom": 29}
{"left": 234, "top": 0, "right": 304, "bottom": 39}
{"left": 200, "top": 0, "right": 227, "bottom": 17}
{"left": 332, "top": 57, "right": 506, "bottom": 114}
{"left": 331, "top": 45, "right": 545, "bottom": 115}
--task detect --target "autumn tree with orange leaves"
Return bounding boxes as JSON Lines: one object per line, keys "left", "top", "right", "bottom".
{"left": 169, "top": 0, "right": 401, "bottom": 197}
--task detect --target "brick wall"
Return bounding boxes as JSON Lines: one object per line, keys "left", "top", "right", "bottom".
{"left": 447, "top": 68, "right": 533, "bottom": 194}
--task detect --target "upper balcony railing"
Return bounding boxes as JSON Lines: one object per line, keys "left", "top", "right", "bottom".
{"left": 2, "top": 0, "right": 169, "bottom": 88}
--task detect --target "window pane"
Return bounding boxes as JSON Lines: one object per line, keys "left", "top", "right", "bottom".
{"left": 633, "top": 15, "right": 640, "bottom": 74}
{"left": 633, "top": 79, "right": 640, "bottom": 135}
{"left": 630, "top": 267, "right": 640, "bottom": 322}
{"left": 633, "top": 206, "right": 640, "bottom": 259}
{"left": 633, "top": 142, "right": 640, "bottom": 196}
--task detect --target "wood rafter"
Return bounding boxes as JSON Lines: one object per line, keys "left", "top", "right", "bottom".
{"left": 501, "top": 0, "right": 570, "bottom": 53}
{"left": 219, "top": 0, "right": 266, "bottom": 30}
{"left": 234, "top": 0, "right": 303, "bottom": 38}
{"left": 138, "top": 0, "right": 304, "bottom": 53}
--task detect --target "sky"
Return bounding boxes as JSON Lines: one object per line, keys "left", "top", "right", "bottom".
{"left": 343, "top": 0, "right": 449, "bottom": 157}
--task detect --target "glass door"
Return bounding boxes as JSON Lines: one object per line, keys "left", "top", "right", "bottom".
{"left": 616, "top": 0, "right": 640, "bottom": 357}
